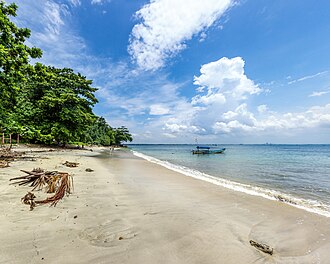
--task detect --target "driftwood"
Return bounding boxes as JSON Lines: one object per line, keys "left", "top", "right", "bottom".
{"left": 250, "top": 240, "right": 273, "bottom": 255}
{"left": 63, "top": 161, "right": 79, "bottom": 167}
{"left": 11, "top": 169, "right": 73, "bottom": 209}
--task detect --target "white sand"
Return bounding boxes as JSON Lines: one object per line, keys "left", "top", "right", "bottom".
{"left": 0, "top": 146, "right": 329, "bottom": 263}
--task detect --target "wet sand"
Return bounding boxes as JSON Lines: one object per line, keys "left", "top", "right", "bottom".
{"left": 0, "top": 147, "right": 329, "bottom": 263}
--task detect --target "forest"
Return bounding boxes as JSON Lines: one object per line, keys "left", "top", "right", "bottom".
{"left": 0, "top": 2, "right": 132, "bottom": 146}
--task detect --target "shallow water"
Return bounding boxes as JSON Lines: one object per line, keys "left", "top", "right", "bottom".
{"left": 128, "top": 144, "right": 330, "bottom": 217}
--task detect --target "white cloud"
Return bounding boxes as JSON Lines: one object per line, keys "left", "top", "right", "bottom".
{"left": 128, "top": 0, "right": 234, "bottom": 71}
{"left": 163, "top": 133, "right": 177, "bottom": 138}
{"left": 157, "top": 57, "right": 262, "bottom": 139}
{"left": 69, "top": 0, "right": 81, "bottom": 7}
{"left": 157, "top": 57, "right": 330, "bottom": 141}
{"left": 213, "top": 104, "right": 330, "bottom": 134}
{"left": 193, "top": 57, "right": 262, "bottom": 102}
{"left": 288, "top": 71, "right": 328, "bottom": 85}
{"left": 309, "top": 91, "right": 329, "bottom": 97}
{"left": 150, "top": 104, "right": 170, "bottom": 115}
{"left": 257, "top": 104, "right": 268, "bottom": 113}
{"left": 12, "top": 0, "right": 87, "bottom": 69}
{"left": 91, "top": 0, "right": 110, "bottom": 4}
{"left": 164, "top": 123, "right": 202, "bottom": 134}
{"left": 40, "top": 2, "right": 65, "bottom": 38}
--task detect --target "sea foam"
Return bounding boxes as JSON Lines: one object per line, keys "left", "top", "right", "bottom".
{"left": 132, "top": 150, "right": 330, "bottom": 218}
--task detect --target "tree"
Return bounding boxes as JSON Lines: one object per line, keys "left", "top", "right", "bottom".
{"left": 85, "top": 117, "right": 115, "bottom": 146}
{"left": 0, "top": 2, "right": 133, "bottom": 146}
{"left": 0, "top": 2, "right": 42, "bottom": 129}
{"left": 16, "top": 64, "right": 98, "bottom": 144}
{"left": 113, "top": 126, "right": 133, "bottom": 145}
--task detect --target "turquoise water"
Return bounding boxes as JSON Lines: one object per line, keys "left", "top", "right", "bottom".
{"left": 128, "top": 144, "right": 330, "bottom": 217}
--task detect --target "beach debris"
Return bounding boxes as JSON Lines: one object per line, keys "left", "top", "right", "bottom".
{"left": 0, "top": 160, "right": 9, "bottom": 168}
{"left": 63, "top": 161, "right": 79, "bottom": 168}
{"left": 0, "top": 147, "right": 24, "bottom": 161}
{"left": 35, "top": 173, "right": 73, "bottom": 207}
{"left": 12, "top": 169, "right": 73, "bottom": 209}
{"left": 275, "top": 195, "right": 297, "bottom": 205}
{"left": 21, "top": 192, "right": 36, "bottom": 211}
{"left": 85, "top": 168, "right": 94, "bottom": 172}
{"left": 250, "top": 240, "right": 273, "bottom": 255}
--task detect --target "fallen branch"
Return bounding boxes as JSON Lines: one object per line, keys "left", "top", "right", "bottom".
{"left": 250, "top": 240, "right": 273, "bottom": 255}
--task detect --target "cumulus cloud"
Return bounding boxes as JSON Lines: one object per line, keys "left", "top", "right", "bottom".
{"left": 158, "top": 57, "right": 330, "bottom": 141}
{"left": 193, "top": 57, "right": 262, "bottom": 102}
{"left": 213, "top": 104, "right": 330, "bottom": 134}
{"left": 161, "top": 57, "right": 262, "bottom": 137}
{"left": 128, "top": 0, "right": 234, "bottom": 71}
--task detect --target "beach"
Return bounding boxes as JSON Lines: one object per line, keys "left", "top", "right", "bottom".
{"left": 0, "top": 146, "right": 329, "bottom": 264}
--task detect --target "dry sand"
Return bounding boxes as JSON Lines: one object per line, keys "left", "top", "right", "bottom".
{"left": 0, "top": 146, "right": 329, "bottom": 264}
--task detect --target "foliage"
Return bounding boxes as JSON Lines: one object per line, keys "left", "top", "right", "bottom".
{"left": 0, "top": 2, "right": 42, "bottom": 129}
{"left": 0, "top": 2, "right": 132, "bottom": 145}
{"left": 15, "top": 64, "right": 98, "bottom": 144}
{"left": 113, "top": 126, "right": 133, "bottom": 145}
{"left": 84, "top": 118, "right": 133, "bottom": 146}
{"left": 85, "top": 117, "right": 114, "bottom": 146}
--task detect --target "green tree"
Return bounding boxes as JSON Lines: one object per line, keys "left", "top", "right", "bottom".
{"left": 85, "top": 117, "right": 115, "bottom": 146}
{"left": 0, "top": 2, "right": 42, "bottom": 129}
{"left": 1, "top": 2, "right": 133, "bottom": 146}
{"left": 113, "top": 126, "right": 133, "bottom": 145}
{"left": 16, "top": 64, "right": 98, "bottom": 144}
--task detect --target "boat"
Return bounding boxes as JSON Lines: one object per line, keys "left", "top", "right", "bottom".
{"left": 192, "top": 146, "right": 226, "bottom": 155}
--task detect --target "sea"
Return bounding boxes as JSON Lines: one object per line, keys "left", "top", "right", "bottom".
{"left": 128, "top": 144, "right": 330, "bottom": 217}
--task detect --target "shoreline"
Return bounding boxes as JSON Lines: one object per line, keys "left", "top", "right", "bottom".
{"left": 132, "top": 150, "right": 330, "bottom": 218}
{"left": 0, "top": 146, "right": 329, "bottom": 263}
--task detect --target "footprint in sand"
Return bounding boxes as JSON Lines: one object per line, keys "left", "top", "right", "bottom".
{"left": 79, "top": 219, "right": 137, "bottom": 247}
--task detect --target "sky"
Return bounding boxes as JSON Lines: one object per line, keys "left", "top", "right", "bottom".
{"left": 8, "top": 0, "right": 330, "bottom": 143}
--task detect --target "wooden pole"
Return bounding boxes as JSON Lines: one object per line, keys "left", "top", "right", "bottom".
{"left": 9, "top": 134, "right": 12, "bottom": 144}
{"left": 17, "top": 134, "right": 20, "bottom": 144}
{"left": 2, "top": 133, "right": 4, "bottom": 145}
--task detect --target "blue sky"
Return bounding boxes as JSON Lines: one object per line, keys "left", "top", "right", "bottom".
{"left": 10, "top": 0, "right": 330, "bottom": 143}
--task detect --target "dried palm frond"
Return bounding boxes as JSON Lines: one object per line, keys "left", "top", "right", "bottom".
{"left": 21, "top": 192, "right": 36, "bottom": 211}
{"left": 12, "top": 169, "right": 74, "bottom": 210}
{"left": 32, "top": 168, "right": 45, "bottom": 173}
{"left": 36, "top": 173, "right": 73, "bottom": 207}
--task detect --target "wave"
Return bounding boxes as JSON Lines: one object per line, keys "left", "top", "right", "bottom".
{"left": 132, "top": 150, "right": 330, "bottom": 218}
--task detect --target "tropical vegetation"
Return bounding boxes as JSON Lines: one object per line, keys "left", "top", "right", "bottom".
{"left": 0, "top": 2, "right": 132, "bottom": 146}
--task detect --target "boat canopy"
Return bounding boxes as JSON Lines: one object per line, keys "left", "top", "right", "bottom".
{"left": 196, "top": 146, "right": 210, "bottom": 149}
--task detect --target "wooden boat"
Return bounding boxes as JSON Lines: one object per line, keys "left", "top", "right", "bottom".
{"left": 192, "top": 146, "right": 226, "bottom": 155}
